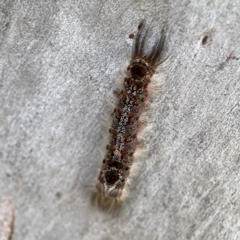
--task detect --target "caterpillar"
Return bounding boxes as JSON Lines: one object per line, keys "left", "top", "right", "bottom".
{"left": 92, "top": 20, "right": 165, "bottom": 211}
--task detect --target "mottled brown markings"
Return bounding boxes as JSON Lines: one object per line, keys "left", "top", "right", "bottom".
{"left": 105, "top": 170, "right": 119, "bottom": 185}
{"left": 94, "top": 20, "right": 165, "bottom": 209}
{"left": 130, "top": 64, "right": 147, "bottom": 78}
{"left": 108, "top": 161, "right": 124, "bottom": 169}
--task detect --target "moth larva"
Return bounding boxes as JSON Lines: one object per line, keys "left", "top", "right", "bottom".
{"left": 92, "top": 20, "right": 165, "bottom": 211}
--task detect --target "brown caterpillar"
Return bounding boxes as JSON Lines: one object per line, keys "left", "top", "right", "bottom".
{"left": 92, "top": 20, "right": 165, "bottom": 211}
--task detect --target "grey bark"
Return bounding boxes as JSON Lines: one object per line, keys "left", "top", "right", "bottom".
{"left": 0, "top": 0, "right": 239, "bottom": 239}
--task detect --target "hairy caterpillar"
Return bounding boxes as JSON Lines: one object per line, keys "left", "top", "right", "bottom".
{"left": 92, "top": 20, "right": 165, "bottom": 211}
